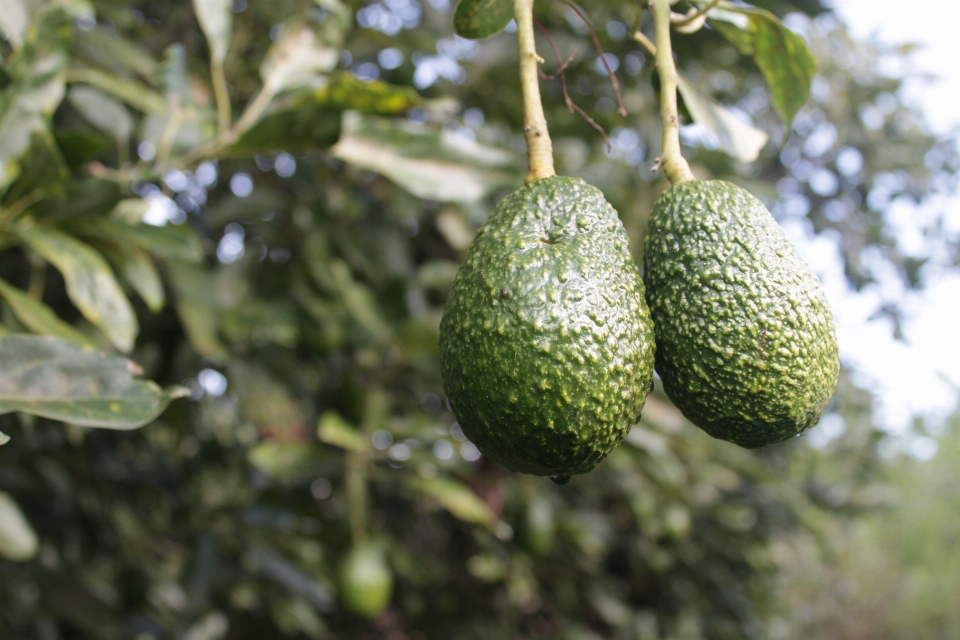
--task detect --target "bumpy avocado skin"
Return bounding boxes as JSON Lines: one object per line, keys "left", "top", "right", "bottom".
{"left": 439, "top": 176, "right": 656, "bottom": 477}
{"left": 644, "top": 180, "right": 840, "bottom": 449}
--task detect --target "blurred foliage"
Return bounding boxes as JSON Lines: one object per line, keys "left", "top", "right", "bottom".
{"left": 0, "top": 0, "right": 957, "bottom": 638}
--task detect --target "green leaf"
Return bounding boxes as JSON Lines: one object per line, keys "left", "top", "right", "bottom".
{"left": 331, "top": 112, "right": 522, "bottom": 203}
{"left": 260, "top": 24, "right": 338, "bottom": 95}
{"left": 2, "top": 130, "right": 69, "bottom": 203}
{"left": 707, "top": 16, "right": 754, "bottom": 55}
{"left": 110, "top": 246, "right": 166, "bottom": 313}
{"left": 192, "top": 0, "right": 233, "bottom": 64}
{"left": 75, "top": 217, "right": 205, "bottom": 263}
{"left": 675, "top": 73, "right": 769, "bottom": 163}
{"left": 405, "top": 476, "right": 498, "bottom": 529}
{"left": 165, "top": 261, "right": 228, "bottom": 359}
{"left": 72, "top": 24, "right": 158, "bottom": 82}
{"left": 0, "top": 430, "right": 8, "bottom": 445}
{"left": 0, "top": 335, "right": 188, "bottom": 429}
{"left": 55, "top": 130, "right": 113, "bottom": 168}
{"left": 67, "top": 85, "right": 133, "bottom": 141}
{"left": 315, "top": 72, "right": 423, "bottom": 115}
{"left": 0, "top": 9, "right": 70, "bottom": 191}
{"left": 317, "top": 411, "right": 367, "bottom": 452}
{"left": 0, "top": 278, "right": 96, "bottom": 347}
{"left": 0, "top": 0, "right": 28, "bottom": 50}
{"left": 749, "top": 13, "right": 816, "bottom": 127}
{"left": 453, "top": 0, "right": 513, "bottom": 40}
{"left": 249, "top": 441, "right": 326, "bottom": 481}
{"left": 66, "top": 67, "right": 166, "bottom": 113}
{"left": 15, "top": 223, "right": 139, "bottom": 353}
{"left": 228, "top": 101, "right": 341, "bottom": 156}
{"left": 0, "top": 490, "right": 38, "bottom": 561}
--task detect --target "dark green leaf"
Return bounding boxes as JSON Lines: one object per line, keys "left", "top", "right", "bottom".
{"left": 72, "top": 25, "right": 158, "bottom": 82}
{"left": 0, "top": 335, "right": 188, "bottom": 428}
{"left": 453, "top": 0, "right": 513, "bottom": 40}
{"left": 165, "top": 261, "right": 229, "bottom": 359}
{"left": 228, "top": 103, "right": 341, "bottom": 156}
{"left": 0, "top": 278, "right": 96, "bottom": 347}
{"left": 707, "top": 18, "right": 754, "bottom": 55}
{"left": 749, "top": 13, "right": 817, "bottom": 127}
{"left": 54, "top": 130, "right": 113, "bottom": 168}
{"left": 15, "top": 223, "right": 138, "bottom": 352}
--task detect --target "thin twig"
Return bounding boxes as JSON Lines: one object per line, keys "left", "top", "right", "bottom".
{"left": 632, "top": 30, "right": 657, "bottom": 57}
{"left": 555, "top": 0, "right": 627, "bottom": 117}
{"left": 535, "top": 20, "right": 611, "bottom": 150}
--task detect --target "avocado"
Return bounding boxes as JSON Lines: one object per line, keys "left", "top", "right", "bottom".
{"left": 643, "top": 180, "right": 839, "bottom": 448}
{"left": 339, "top": 541, "right": 393, "bottom": 617}
{"left": 440, "top": 176, "right": 656, "bottom": 480}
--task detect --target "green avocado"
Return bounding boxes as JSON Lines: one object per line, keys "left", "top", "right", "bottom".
{"left": 643, "top": 180, "right": 839, "bottom": 448}
{"left": 440, "top": 176, "right": 656, "bottom": 480}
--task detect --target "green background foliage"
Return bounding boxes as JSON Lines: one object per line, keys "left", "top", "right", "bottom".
{"left": 0, "top": 0, "right": 957, "bottom": 638}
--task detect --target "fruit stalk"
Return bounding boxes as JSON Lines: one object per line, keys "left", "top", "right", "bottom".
{"left": 651, "top": 0, "right": 695, "bottom": 186}
{"left": 514, "top": 0, "right": 556, "bottom": 184}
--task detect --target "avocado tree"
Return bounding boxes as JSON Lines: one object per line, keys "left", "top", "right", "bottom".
{"left": 0, "top": 0, "right": 956, "bottom": 638}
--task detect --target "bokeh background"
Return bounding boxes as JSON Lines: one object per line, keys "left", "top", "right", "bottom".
{"left": 0, "top": 0, "right": 958, "bottom": 638}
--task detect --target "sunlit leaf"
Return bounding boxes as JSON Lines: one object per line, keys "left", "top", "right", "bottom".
{"left": 0, "top": 335, "right": 188, "bottom": 428}
{"left": 15, "top": 224, "right": 139, "bottom": 353}
{"left": 331, "top": 112, "right": 522, "bottom": 203}
{"left": 707, "top": 16, "right": 754, "bottom": 55}
{"left": 675, "top": 74, "right": 769, "bottom": 163}
{"left": 405, "top": 476, "right": 498, "bottom": 529}
{"left": 193, "top": 0, "right": 232, "bottom": 64}
{"left": 749, "top": 13, "right": 816, "bottom": 127}
{"left": 260, "top": 25, "right": 338, "bottom": 95}
{"left": 317, "top": 411, "right": 367, "bottom": 452}
{"left": 0, "top": 278, "right": 96, "bottom": 347}
{"left": 0, "top": 490, "right": 38, "bottom": 561}
{"left": 453, "top": 0, "right": 513, "bottom": 40}
{"left": 165, "top": 261, "right": 228, "bottom": 359}
{"left": 0, "top": 0, "right": 28, "bottom": 50}
{"left": 0, "top": 430, "right": 8, "bottom": 445}
{"left": 67, "top": 85, "right": 133, "bottom": 140}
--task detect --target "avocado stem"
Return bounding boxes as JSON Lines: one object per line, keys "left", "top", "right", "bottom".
{"left": 651, "top": 0, "right": 695, "bottom": 186}
{"left": 514, "top": 0, "right": 556, "bottom": 184}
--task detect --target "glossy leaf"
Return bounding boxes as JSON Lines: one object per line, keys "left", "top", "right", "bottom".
{"left": 193, "top": 0, "right": 232, "bottom": 64}
{"left": 331, "top": 112, "right": 522, "bottom": 203}
{"left": 405, "top": 476, "right": 498, "bottom": 529}
{"left": 0, "top": 278, "right": 96, "bottom": 347}
{"left": 676, "top": 73, "right": 769, "bottom": 163}
{"left": 67, "top": 85, "right": 133, "bottom": 140}
{"left": 453, "top": 0, "right": 513, "bottom": 40}
{"left": 260, "top": 25, "right": 338, "bottom": 95}
{"left": 0, "top": 335, "right": 188, "bottom": 428}
{"left": 749, "top": 12, "right": 817, "bottom": 127}
{"left": 0, "top": 491, "right": 38, "bottom": 561}
{"left": 16, "top": 224, "right": 138, "bottom": 353}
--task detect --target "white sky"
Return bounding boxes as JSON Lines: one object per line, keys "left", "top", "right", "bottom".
{"left": 805, "top": 1, "right": 960, "bottom": 439}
